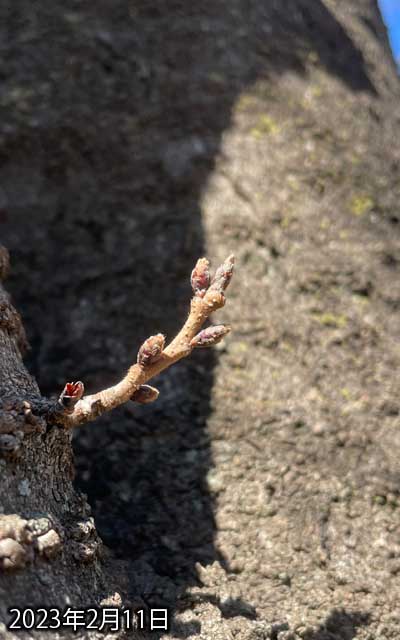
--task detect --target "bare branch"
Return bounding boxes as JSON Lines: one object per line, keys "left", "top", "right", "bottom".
{"left": 48, "top": 254, "right": 235, "bottom": 429}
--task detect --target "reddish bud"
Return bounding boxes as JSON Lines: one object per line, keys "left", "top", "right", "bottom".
{"left": 209, "top": 254, "right": 235, "bottom": 293}
{"left": 191, "top": 257, "right": 211, "bottom": 297}
{"left": 190, "top": 324, "right": 231, "bottom": 348}
{"left": 131, "top": 385, "right": 160, "bottom": 404}
{"left": 59, "top": 381, "right": 84, "bottom": 412}
{"left": 137, "top": 333, "right": 165, "bottom": 366}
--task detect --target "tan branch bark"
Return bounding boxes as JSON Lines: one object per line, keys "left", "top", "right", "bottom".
{"left": 49, "top": 255, "right": 234, "bottom": 429}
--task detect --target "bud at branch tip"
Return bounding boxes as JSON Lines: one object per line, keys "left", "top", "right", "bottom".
{"left": 191, "top": 257, "right": 211, "bottom": 297}
{"left": 209, "top": 254, "right": 235, "bottom": 294}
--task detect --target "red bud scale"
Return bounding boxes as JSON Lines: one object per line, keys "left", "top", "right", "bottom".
{"left": 59, "top": 381, "right": 85, "bottom": 413}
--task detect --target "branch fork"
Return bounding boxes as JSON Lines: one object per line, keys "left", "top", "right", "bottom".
{"left": 49, "top": 254, "right": 235, "bottom": 429}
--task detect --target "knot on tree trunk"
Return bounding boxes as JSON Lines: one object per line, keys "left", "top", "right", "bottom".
{"left": 0, "top": 397, "right": 46, "bottom": 455}
{"left": 0, "top": 514, "right": 62, "bottom": 570}
{"left": 0, "top": 513, "right": 103, "bottom": 571}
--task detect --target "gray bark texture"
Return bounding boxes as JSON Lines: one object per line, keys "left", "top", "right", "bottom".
{"left": 1, "top": 0, "right": 400, "bottom": 638}
{"left": 0, "top": 253, "right": 110, "bottom": 633}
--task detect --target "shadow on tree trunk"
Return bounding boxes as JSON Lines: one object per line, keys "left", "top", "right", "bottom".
{"left": 0, "top": 0, "right": 380, "bottom": 634}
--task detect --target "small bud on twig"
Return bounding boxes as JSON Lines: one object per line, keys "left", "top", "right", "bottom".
{"left": 190, "top": 324, "right": 231, "bottom": 348}
{"left": 209, "top": 254, "right": 235, "bottom": 294}
{"left": 191, "top": 258, "right": 211, "bottom": 297}
{"left": 137, "top": 333, "right": 165, "bottom": 366}
{"left": 130, "top": 384, "right": 160, "bottom": 404}
{"left": 59, "top": 381, "right": 85, "bottom": 413}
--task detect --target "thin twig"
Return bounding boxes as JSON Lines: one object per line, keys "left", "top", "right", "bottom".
{"left": 49, "top": 255, "right": 234, "bottom": 429}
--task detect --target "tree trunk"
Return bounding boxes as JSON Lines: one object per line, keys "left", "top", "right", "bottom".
{"left": 0, "top": 252, "right": 111, "bottom": 625}
{"left": 1, "top": 1, "right": 400, "bottom": 638}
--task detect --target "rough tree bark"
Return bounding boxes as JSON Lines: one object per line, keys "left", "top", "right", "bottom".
{"left": 0, "top": 244, "right": 105, "bottom": 624}
{"left": 0, "top": 0, "right": 400, "bottom": 639}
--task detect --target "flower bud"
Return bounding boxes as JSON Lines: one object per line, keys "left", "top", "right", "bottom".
{"left": 131, "top": 385, "right": 160, "bottom": 404}
{"left": 209, "top": 254, "right": 235, "bottom": 293}
{"left": 59, "top": 381, "right": 84, "bottom": 412}
{"left": 191, "top": 257, "right": 211, "bottom": 297}
{"left": 137, "top": 333, "right": 165, "bottom": 366}
{"left": 190, "top": 324, "right": 231, "bottom": 348}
